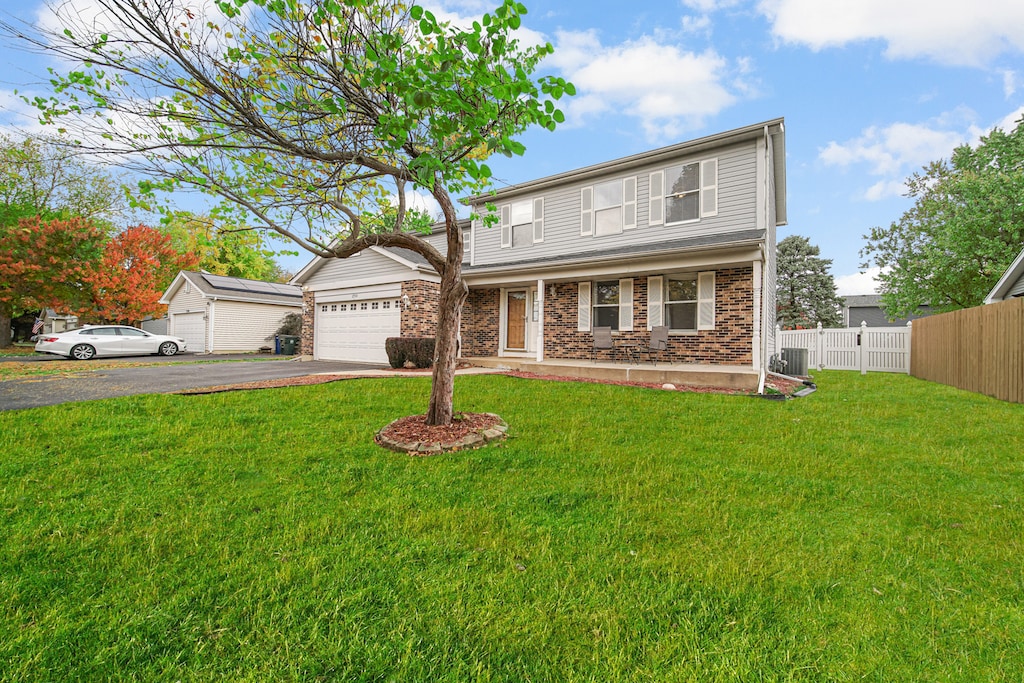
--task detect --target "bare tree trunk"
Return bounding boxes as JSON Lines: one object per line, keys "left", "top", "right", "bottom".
{"left": 425, "top": 186, "right": 468, "bottom": 426}
{"left": 0, "top": 305, "right": 13, "bottom": 348}
{"left": 426, "top": 267, "right": 468, "bottom": 425}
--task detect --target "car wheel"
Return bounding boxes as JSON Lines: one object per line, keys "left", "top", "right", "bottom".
{"left": 158, "top": 341, "right": 179, "bottom": 356}
{"left": 70, "top": 344, "right": 96, "bottom": 361}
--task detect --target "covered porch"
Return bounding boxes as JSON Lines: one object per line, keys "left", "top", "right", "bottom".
{"left": 463, "top": 356, "right": 760, "bottom": 391}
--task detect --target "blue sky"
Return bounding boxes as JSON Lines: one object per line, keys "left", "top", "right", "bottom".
{"left": 2, "top": 0, "right": 1023, "bottom": 292}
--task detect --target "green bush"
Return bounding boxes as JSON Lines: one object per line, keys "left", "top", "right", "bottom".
{"left": 384, "top": 337, "right": 435, "bottom": 369}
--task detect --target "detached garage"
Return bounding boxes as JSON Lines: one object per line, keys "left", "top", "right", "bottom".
{"left": 161, "top": 271, "right": 303, "bottom": 353}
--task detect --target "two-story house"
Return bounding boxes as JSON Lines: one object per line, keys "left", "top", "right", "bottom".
{"left": 293, "top": 118, "right": 786, "bottom": 389}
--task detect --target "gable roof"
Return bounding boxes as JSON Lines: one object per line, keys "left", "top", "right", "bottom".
{"left": 985, "top": 246, "right": 1024, "bottom": 303}
{"left": 161, "top": 271, "right": 303, "bottom": 306}
{"left": 466, "top": 118, "right": 787, "bottom": 226}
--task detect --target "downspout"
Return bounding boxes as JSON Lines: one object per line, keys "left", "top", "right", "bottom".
{"left": 758, "top": 123, "right": 772, "bottom": 394}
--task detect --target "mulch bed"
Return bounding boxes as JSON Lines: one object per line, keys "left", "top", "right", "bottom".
{"left": 375, "top": 412, "right": 507, "bottom": 455}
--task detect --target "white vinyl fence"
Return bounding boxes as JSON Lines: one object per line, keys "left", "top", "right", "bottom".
{"left": 775, "top": 321, "right": 912, "bottom": 374}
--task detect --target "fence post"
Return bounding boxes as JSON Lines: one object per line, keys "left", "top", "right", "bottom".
{"left": 775, "top": 323, "right": 781, "bottom": 360}
{"left": 816, "top": 322, "right": 824, "bottom": 370}
{"left": 905, "top": 320, "right": 912, "bottom": 374}
{"left": 860, "top": 320, "right": 868, "bottom": 375}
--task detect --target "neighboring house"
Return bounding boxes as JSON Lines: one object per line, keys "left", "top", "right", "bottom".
{"left": 160, "top": 271, "right": 302, "bottom": 353}
{"left": 293, "top": 119, "right": 787, "bottom": 384}
{"left": 984, "top": 246, "right": 1024, "bottom": 303}
{"left": 41, "top": 309, "right": 78, "bottom": 335}
{"left": 842, "top": 295, "right": 933, "bottom": 327}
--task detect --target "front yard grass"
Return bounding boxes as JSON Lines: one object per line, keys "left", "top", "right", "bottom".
{"left": 1, "top": 371, "right": 1022, "bottom": 681}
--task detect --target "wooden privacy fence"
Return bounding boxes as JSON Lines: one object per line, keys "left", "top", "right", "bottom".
{"left": 910, "top": 297, "right": 1024, "bottom": 404}
{"left": 776, "top": 322, "right": 912, "bottom": 374}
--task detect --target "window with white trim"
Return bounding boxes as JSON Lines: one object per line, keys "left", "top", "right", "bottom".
{"left": 593, "top": 280, "right": 620, "bottom": 329}
{"left": 648, "top": 272, "right": 716, "bottom": 332}
{"left": 665, "top": 275, "right": 698, "bottom": 331}
{"left": 594, "top": 180, "right": 623, "bottom": 236}
{"left": 500, "top": 198, "right": 544, "bottom": 248}
{"left": 649, "top": 158, "right": 719, "bottom": 226}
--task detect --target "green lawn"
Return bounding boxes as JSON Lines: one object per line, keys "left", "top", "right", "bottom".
{"left": 1, "top": 372, "right": 1022, "bottom": 681}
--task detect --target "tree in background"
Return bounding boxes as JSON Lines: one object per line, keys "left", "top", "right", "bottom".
{"left": 0, "top": 135, "right": 125, "bottom": 228}
{"left": 0, "top": 135, "right": 127, "bottom": 344}
{"left": 862, "top": 118, "right": 1024, "bottom": 318}
{"left": 159, "top": 212, "right": 286, "bottom": 282}
{"left": 79, "top": 225, "right": 199, "bottom": 325}
{"left": 0, "top": 217, "right": 107, "bottom": 345}
{"left": 776, "top": 235, "right": 845, "bottom": 329}
{"left": 15, "top": 0, "right": 572, "bottom": 425}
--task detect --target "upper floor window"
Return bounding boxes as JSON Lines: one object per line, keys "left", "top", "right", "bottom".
{"left": 581, "top": 177, "right": 637, "bottom": 237}
{"left": 499, "top": 198, "right": 545, "bottom": 248}
{"left": 649, "top": 158, "right": 718, "bottom": 226}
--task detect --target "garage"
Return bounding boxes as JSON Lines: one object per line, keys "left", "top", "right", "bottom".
{"left": 171, "top": 311, "right": 207, "bottom": 353}
{"left": 315, "top": 297, "right": 401, "bottom": 363}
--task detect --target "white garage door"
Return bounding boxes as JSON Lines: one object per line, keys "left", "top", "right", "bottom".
{"left": 315, "top": 297, "right": 401, "bottom": 363}
{"left": 172, "top": 312, "right": 207, "bottom": 353}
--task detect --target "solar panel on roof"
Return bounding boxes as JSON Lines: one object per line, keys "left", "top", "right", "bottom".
{"left": 201, "top": 273, "right": 300, "bottom": 298}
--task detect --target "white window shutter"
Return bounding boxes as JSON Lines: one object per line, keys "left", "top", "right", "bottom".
{"left": 580, "top": 187, "right": 593, "bottom": 236}
{"left": 623, "top": 177, "right": 637, "bottom": 230}
{"left": 648, "top": 276, "right": 663, "bottom": 330}
{"left": 533, "top": 197, "right": 545, "bottom": 243}
{"left": 619, "top": 278, "right": 633, "bottom": 332}
{"left": 697, "top": 271, "right": 715, "bottom": 330}
{"left": 577, "top": 282, "right": 592, "bottom": 331}
{"left": 500, "top": 204, "right": 511, "bottom": 248}
{"left": 700, "top": 158, "right": 718, "bottom": 218}
{"left": 648, "top": 171, "right": 664, "bottom": 226}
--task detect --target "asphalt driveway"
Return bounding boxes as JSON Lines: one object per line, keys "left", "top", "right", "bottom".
{"left": 0, "top": 356, "right": 386, "bottom": 411}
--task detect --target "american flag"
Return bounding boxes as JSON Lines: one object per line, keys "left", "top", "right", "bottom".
{"left": 32, "top": 318, "right": 44, "bottom": 334}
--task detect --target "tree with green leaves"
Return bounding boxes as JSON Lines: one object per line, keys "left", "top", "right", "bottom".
{"left": 776, "top": 235, "right": 844, "bottom": 329}
{"left": 861, "top": 118, "right": 1024, "bottom": 318}
{"left": 0, "top": 135, "right": 126, "bottom": 345}
{"left": 159, "top": 211, "right": 286, "bottom": 282}
{"left": 9, "top": 0, "right": 572, "bottom": 424}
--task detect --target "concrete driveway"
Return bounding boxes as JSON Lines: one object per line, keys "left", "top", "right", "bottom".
{"left": 0, "top": 356, "right": 386, "bottom": 411}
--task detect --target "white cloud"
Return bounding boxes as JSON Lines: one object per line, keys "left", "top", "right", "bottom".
{"left": 995, "top": 105, "right": 1024, "bottom": 132}
{"left": 835, "top": 267, "right": 882, "bottom": 296}
{"left": 757, "top": 0, "right": 1024, "bottom": 67}
{"left": 549, "top": 30, "right": 745, "bottom": 141}
{"left": 819, "top": 114, "right": 984, "bottom": 200}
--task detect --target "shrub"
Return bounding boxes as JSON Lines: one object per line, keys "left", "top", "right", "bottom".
{"left": 385, "top": 337, "right": 435, "bottom": 369}
{"left": 275, "top": 312, "right": 303, "bottom": 337}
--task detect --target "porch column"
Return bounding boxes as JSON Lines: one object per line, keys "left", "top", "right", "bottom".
{"left": 536, "top": 278, "right": 545, "bottom": 362}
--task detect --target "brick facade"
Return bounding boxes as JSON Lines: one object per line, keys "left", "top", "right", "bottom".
{"left": 401, "top": 280, "right": 440, "bottom": 338}
{"left": 300, "top": 289, "right": 315, "bottom": 357}
{"left": 462, "top": 288, "right": 501, "bottom": 357}
{"left": 461, "top": 267, "right": 754, "bottom": 365}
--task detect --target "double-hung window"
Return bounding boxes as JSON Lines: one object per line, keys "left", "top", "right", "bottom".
{"left": 649, "top": 158, "right": 718, "bottom": 226}
{"left": 593, "top": 281, "right": 621, "bottom": 329}
{"left": 648, "top": 272, "right": 716, "bottom": 332}
{"left": 665, "top": 275, "right": 698, "bottom": 331}
{"left": 499, "top": 198, "right": 545, "bottom": 248}
{"left": 581, "top": 178, "right": 637, "bottom": 237}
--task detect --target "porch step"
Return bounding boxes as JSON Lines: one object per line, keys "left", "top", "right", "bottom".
{"left": 463, "top": 357, "right": 759, "bottom": 391}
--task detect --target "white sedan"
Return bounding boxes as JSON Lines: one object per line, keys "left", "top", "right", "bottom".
{"left": 35, "top": 325, "right": 188, "bottom": 360}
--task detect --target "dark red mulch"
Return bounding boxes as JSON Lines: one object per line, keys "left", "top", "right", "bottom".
{"left": 377, "top": 412, "right": 502, "bottom": 447}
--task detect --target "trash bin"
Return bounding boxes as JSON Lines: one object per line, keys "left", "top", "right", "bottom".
{"left": 279, "top": 335, "right": 299, "bottom": 355}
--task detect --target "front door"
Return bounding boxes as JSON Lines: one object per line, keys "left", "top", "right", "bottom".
{"left": 506, "top": 290, "right": 528, "bottom": 350}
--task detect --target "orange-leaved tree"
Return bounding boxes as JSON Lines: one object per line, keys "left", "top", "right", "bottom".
{"left": 0, "top": 215, "right": 107, "bottom": 344}
{"left": 79, "top": 225, "right": 199, "bottom": 326}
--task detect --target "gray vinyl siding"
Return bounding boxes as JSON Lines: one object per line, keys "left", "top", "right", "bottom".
{"left": 167, "top": 282, "right": 207, "bottom": 314}
{"left": 303, "top": 233, "right": 447, "bottom": 286}
{"left": 305, "top": 250, "right": 414, "bottom": 287}
{"left": 470, "top": 141, "right": 758, "bottom": 267}
{"left": 212, "top": 300, "right": 301, "bottom": 351}
{"left": 1009, "top": 272, "right": 1024, "bottom": 298}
